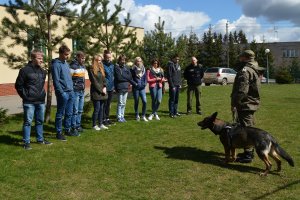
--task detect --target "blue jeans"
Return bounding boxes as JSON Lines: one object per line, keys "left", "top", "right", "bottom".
{"left": 168, "top": 86, "right": 180, "bottom": 115}
{"left": 72, "top": 90, "right": 85, "bottom": 129}
{"left": 23, "top": 103, "right": 45, "bottom": 144}
{"left": 117, "top": 92, "right": 128, "bottom": 119}
{"left": 104, "top": 91, "right": 113, "bottom": 121}
{"left": 132, "top": 88, "right": 147, "bottom": 117}
{"left": 92, "top": 100, "right": 105, "bottom": 127}
{"left": 149, "top": 85, "right": 162, "bottom": 115}
{"left": 55, "top": 91, "right": 75, "bottom": 133}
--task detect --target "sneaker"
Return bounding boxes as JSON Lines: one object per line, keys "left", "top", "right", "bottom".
{"left": 24, "top": 143, "right": 32, "bottom": 150}
{"left": 99, "top": 124, "right": 109, "bottom": 130}
{"left": 148, "top": 114, "right": 154, "bottom": 121}
{"left": 103, "top": 120, "right": 110, "bottom": 126}
{"left": 107, "top": 119, "right": 116, "bottom": 126}
{"left": 76, "top": 126, "right": 84, "bottom": 132}
{"left": 93, "top": 125, "right": 101, "bottom": 131}
{"left": 37, "top": 140, "right": 53, "bottom": 145}
{"left": 136, "top": 115, "right": 140, "bottom": 121}
{"left": 141, "top": 116, "right": 148, "bottom": 122}
{"left": 187, "top": 110, "right": 192, "bottom": 115}
{"left": 169, "top": 114, "right": 176, "bottom": 118}
{"left": 155, "top": 114, "right": 160, "bottom": 120}
{"left": 56, "top": 133, "right": 67, "bottom": 141}
{"left": 65, "top": 129, "right": 80, "bottom": 137}
{"left": 175, "top": 112, "right": 181, "bottom": 116}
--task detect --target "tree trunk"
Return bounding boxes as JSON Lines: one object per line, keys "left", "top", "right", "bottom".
{"left": 45, "top": 13, "right": 52, "bottom": 123}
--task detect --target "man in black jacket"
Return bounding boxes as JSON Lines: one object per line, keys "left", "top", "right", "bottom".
{"left": 15, "top": 49, "right": 52, "bottom": 150}
{"left": 167, "top": 54, "right": 182, "bottom": 118}
{"left": 183, "top": 57, "right": 204, "bottom": 115}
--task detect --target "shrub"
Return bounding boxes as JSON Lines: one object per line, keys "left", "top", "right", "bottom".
{"left": 275, "top": 68, "right": 294, "bottom": 84}
{"left": 0, "top": 107, "right": 9, "bottom": 125}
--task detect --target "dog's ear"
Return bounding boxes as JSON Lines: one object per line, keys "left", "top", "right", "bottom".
{"left": 211, "top": 112, "right": 218, "bottom": 119}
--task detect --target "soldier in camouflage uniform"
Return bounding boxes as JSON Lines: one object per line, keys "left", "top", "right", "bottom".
{"left": 231, "top": 49, "right": 265, "bottom": 163}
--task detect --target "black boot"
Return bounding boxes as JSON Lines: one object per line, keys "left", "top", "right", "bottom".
{"left": 236, "top": 149, "right": 254, "bottom": 163}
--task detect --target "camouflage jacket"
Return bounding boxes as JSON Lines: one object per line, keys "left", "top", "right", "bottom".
{"left": 231, "top": 60, "right": 261, "bottom": 111}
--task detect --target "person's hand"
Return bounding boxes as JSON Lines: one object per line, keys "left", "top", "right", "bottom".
{"left": 102, "top": 87, "right": 107, "bottom": 95}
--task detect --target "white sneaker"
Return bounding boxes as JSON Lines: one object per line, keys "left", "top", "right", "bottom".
{"left": 141, "top": 116, "right": 148, "bottom": 122}
{"left": 148, "top": 114, "right": 154, "bottom": 120}
{"left": 136, "top": 115, "right": 140, "bottom": 121}
{"left": 99, "top": 124, "right": 108, "bottom": 130}
{"left": 155, "top": 114, "right": 160, "bottom": 120}
{"left": 93, "top": 125, "right": 100, "bottom": 131}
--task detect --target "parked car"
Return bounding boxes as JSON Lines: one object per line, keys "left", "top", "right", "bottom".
{"left": 203, "top": 67, "right": 237, "bottom": 86}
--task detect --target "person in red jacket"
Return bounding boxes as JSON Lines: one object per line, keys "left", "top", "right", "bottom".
{"left": 147, "top": 59, "right": 167, "bottom": 121}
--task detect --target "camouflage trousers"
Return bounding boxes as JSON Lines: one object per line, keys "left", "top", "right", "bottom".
{"left": 233, "top": 110, "right": 256, "bottom": 127}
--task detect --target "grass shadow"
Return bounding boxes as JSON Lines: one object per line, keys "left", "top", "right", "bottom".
{"left": 252, "top": 179, "right": 300, "bottom": 200}
{"left": 0, "top": 135, "right": 22, "bottom": 146}
{"left": 154, "top": 146, "right": 263, "bottom": 174}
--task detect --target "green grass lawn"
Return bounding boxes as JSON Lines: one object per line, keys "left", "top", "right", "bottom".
{"left": 0, "top": 84, "right": 299, "bottom": 200}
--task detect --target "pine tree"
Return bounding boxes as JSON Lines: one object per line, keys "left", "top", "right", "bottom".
{"left": 67, "top": 0, "right": 140, "bottom": 62}
{"left": 0, "top": 0, "right": 82, "bottom": 122}
{"left": 142, "top": 17, "right": 175, "bottom": 68}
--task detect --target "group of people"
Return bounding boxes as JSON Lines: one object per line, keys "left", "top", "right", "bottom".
{"left": 15, "top": 45, "right": 205, "bottom": 150}
{"left": 15, "top": 44, "right": 263, "bottom": 161}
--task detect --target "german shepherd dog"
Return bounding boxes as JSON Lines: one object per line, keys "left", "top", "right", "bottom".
{"left": 197, "top": 112, "right": 294, "bottom": 176}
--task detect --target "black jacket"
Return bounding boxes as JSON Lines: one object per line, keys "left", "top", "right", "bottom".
{"left": 114, "top": 64, "right": 137, "bottom": 93}
{"left": 183, "top": 64, "right": 204, "bottom": 85}
{"left": 15, "top": 61, "right": 46, "bottom": 104}
{"left": 167, "top": 61, "right": 182, "bottom": 88}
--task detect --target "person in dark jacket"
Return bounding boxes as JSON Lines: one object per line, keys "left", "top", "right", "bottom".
{"left": 70, "top": 51, "right": 86, "bottom": 132}
{"left": 183, "top": 56, "right": 204, "bottom": 115}
{"left": 167, "top": 54, "right": 182, "bottom": 118}
{"left": 52, "top": 45, "right": 79, "bottom": 141}
{"left": 131, "top": 57, "right": 148, "bottom": 122}
{"left": 88, "top": 55, "right": 108, "bottom": 130}
{"left": 231, "top": 49, "right": 265, "bottom": 163}
{"left": 114, "top": 54, "right": 137, "bottom": 122}
{"left": 102, "top": 50, "right": 115, "bottom": 126}
{"left": 15, "top": 49, "right": 52, "bottom": 150}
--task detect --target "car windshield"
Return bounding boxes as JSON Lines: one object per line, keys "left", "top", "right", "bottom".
{"left": 205, "top": 68, "right": 219, "bottom": 73}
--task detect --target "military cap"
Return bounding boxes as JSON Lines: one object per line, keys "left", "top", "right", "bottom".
{"left": 239, "top": 50, "right": 255, "bottom": 58}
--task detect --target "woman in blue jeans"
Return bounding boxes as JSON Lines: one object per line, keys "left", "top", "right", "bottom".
{"left": 131, "top": 57, "right": 148, "bottom": 121}
{"left": 88, "top": 55, "right": 108, "bottom": 131}
{"left": 114, "top": 54, "right": 137, "bottom": 122}
{"left": 147, "top": 59, "right": 167, "bottom": 121}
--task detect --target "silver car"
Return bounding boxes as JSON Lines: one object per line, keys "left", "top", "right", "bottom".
{"left": 203, "top": 67, "right": 237, "bottom": 86}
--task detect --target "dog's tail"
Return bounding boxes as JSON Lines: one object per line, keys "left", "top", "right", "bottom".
{"left": 273, "top": 141, "right": 295, "bottom": 167}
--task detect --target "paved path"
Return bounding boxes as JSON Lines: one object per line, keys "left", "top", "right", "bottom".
{"left": 0, "top": 94, "right": 58, "bottom": 115}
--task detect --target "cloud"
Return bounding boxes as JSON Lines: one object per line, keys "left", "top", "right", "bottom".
{"left": 236, "top": 0, "right": 300, "bottom": 25}
{"left": 114, "top": 0, "right": 210, "bottom": 37}
{"left": 71, "top": 0, "right": 300, "bottom": 42}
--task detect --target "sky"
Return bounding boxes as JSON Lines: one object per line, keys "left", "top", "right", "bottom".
{"left": 1, "top": 0, "right": 300, "bottom": 42}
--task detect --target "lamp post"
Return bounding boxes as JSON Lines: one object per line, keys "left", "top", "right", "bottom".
{"left": 265, "top": 49, "right": 270, "bottom": 84}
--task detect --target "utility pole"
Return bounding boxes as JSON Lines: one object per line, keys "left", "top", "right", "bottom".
{"left": 226, "top": 21, "right": 229, "bottom": 68}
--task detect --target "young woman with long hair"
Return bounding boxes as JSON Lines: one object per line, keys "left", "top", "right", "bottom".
{"left": 88, "top": 55, "right": 108, "bottom": 130}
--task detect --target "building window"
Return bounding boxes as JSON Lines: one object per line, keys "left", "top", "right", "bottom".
{"left": 282, "top": 49, "right": 299, "bottom": 58}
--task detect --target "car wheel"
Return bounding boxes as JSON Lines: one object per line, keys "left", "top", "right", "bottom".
{"left": 222, "top": 78, "right": 227, "bottom": 85}
{"left": 205, "top": 83, "right": 211, "bottom": 86}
